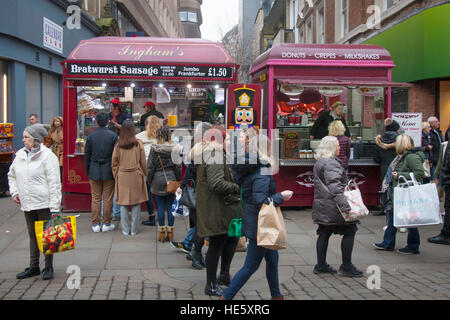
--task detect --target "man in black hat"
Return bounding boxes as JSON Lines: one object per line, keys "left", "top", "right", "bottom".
{"left": 373, "top": 118, "right": 401, "bottom": 216}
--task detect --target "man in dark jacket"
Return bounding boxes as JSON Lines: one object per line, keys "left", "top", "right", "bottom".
{"left": 428, "top": 142, "right": 450, "bottom": 245}
{"left": 85, "top": 112, "right": 119, "bottom": 233}
{"left": 139, "top": 101, "right": 164, "bottom": 130}
{"left": 428, "top": 116, "right": 444, "bottom": 180}
{"left": 310, "top": 102, "right": 350, "bottom": 140}
{"left": 373, "top": 119, "right": 400, "bottom": 216}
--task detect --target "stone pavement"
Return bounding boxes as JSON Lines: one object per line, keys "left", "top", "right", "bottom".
{"left": 0, "top": 195, "right": 449, "bottom": 300}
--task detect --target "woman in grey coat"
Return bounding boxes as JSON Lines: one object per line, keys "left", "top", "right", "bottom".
{"left": 312, "top": 136, "right": 363, "bottom": 277}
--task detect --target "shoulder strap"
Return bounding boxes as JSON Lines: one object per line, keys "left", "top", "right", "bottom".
{"left": 237, "top": 186, "right": 243, "bottom": 219}
{"left": 158, "top": 155, "right": 168, "bottom": 183}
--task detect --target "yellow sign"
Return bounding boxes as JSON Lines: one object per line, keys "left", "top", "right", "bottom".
{"left": 239, "top": 93, "right": 250, "bottom": 106}
{"left": 259, "top": 74, "right": 267, "bottom": 82}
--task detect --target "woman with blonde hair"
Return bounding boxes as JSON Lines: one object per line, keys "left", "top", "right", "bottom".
{"left": 44, "top": 116, "right": 63, "bottom": 178}
{"left": 312, "top": 136, "right": 363, "bottom": 277}
{"left": 374, "top": 134, "right": 425, "bottom": 254}
{"left": 328, "top": 120, "right": 351, "bottom": 171}
{"left": 136, "top": 115, "right": 162, "bottom": 226}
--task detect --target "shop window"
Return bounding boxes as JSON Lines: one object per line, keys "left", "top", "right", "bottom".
{"left": 26, "top": 68, "right": 41, "bottom": 120}
{"left": 275, "top": 83, "right": 385, "bottom": 159}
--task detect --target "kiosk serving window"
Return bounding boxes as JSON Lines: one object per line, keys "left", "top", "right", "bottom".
{"left": 276, "top": 83, "right": 385, "bottom": 160}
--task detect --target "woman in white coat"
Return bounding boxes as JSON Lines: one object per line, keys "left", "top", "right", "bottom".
{"left": 8, "top": 123, "right": 61, "bottom": 281}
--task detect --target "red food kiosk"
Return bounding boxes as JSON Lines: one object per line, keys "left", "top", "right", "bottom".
{"left": 249, "top": 43, "right": 411, "bottom": 207}
{"left": 61, "top": 37, "right": 237, "bottom": 212}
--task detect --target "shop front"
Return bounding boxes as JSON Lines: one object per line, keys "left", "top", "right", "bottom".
{"left": 249, "top": 43, "right": 410, "bottom": 207}
{"left": 62, "top": 37, "right": 237, "bottom": 212}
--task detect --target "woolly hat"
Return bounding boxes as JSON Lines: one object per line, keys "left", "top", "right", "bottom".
{"left": 385, "top": 119, "right": 400, "bottom": 132}
{"left": 25, "top": 123, "right": 49, "bottom": 144}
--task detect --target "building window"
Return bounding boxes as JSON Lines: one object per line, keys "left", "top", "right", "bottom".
{"left": 179, "top": 11, "right": 187, "bottom": 21}
{"left": 341, "top": 0, "right": 348, "bottom": 38}
{"left": 306, "top": 18, "right": 312, "bottom": 43}
{"left": 299, "top": 27, "right": 304, "bottom": 44}
{"left": 188, "top": 12, "right": 198, "bottom": 23}
{"left": 384, "top": 0, "right": 396, "bottom": 10}
{"left": 317, "top": 5, "right": 325, "bottom": 44}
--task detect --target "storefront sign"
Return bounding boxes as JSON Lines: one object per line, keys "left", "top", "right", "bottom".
{"left": 186, "top": 88, "right": 207, "bottom": 100}
{"left": 280, "top": 51, "right": 381, "bottom": 60}
{"left": 43, "top": 17, "right": 63, "bottom": 54}
{"left": 391, "top": 113, "right": 423, "bottom": 147}
{"left": 66, "top": 62, "right": 233, "bottom": 80}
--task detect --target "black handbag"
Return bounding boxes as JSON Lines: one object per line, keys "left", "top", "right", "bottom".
{"left": 179, "top": 179, "right": 196, "bottom": 209}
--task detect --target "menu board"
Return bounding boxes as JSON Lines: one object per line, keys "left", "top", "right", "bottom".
{"left": 134, "top": 87, "right": 153, "bottom": 97}
{"left": 392, "top": 113, "right": 423, "bottom": 147}
{"left": 67, "top": 62, "right": 234, "bottom": 80}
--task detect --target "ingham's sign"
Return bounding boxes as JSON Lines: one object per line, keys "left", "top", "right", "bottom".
{"left": 66, "top": 62, "right": 233, "bottom": 80}
{"left": 43, "top": 17, "right": 63, "bottom": 54}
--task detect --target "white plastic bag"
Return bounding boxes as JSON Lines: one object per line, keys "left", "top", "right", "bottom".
{"left": 171, "top": 192, "right": 189, "bottom": 217}
{"left": 339, "top": 180, "right": 369, "bottom": 222}
{"left": 393, "top": 173, "right": 442, "bottom": 227}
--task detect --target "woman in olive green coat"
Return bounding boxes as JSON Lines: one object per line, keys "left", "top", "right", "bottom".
{"left": 192, "top": 126, "right": 240, "bottom": 297}
{"left": 374, "top": 134, "right": 425, "bottom": 255}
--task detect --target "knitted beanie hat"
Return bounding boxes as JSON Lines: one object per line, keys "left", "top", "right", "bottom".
{"left": 25, "top": 123, "right": 49, "bottom": 144}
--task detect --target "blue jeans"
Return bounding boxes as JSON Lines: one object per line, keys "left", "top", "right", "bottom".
{"left": 223, "top": 238, "right": 281, "bottom": 300}
{"left": 100, "top": 193, "right": 120, "bottom": 220}
{"left": 380, "top": 209, "right": 420, "bottom": 252}
{"left": 183, "top": 227, "right": 195, "bottom": 250}
{"left": 154, "top": 194, "right": 175, "bottom": 227}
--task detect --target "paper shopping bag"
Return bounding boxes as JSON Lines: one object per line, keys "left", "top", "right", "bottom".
{"left": 35, "top": 216, "right": 77, "bottom": 255}
{"left": 393, "top": 175, "right": 442, "bottom": 228}
{"left": 257, "top": 199, "right": 287, "bottom": 250}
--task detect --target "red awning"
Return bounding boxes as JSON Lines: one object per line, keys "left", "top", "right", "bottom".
{"left": 67, "top": 37, "right": 234, "bottom": 65}
{"left": 277, "top": 78, "right": 413, "bottom": 87}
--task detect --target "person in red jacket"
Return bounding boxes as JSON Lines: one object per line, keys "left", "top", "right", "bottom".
{"left": 328, "top": 120, "right": 351, "bottom": 172}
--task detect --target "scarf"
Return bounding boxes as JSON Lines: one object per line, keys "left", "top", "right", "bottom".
{"left": 381, "top": 154, "right": 402, "bottom": 193}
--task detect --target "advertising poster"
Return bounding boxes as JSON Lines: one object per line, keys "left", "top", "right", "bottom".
{"left": 392, "top": 112, "right": 422, "bottom": 147}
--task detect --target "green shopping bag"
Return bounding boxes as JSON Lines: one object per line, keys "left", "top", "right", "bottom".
{"left": 228, "top": 186, "right": 243, "bottom": 238}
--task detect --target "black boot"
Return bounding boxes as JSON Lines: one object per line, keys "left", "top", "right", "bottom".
{"left": 16, "top": 267, "right": 40, "bottom": 280}
{"left": 142, "top": 214, "right": 156, "bottom": 226}
{"left": 217, "top": 272, "right": 231, "bottom": 286}
{"left": 42, "top": 266, "right": 54, "bottom": 280}
{"left": 204, "top": 282, "right": 224, "bottom": 296}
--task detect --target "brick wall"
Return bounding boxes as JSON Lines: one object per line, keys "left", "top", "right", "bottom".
{"left": 325, "top": 0, "right": 335, "bottom": 43}
{"left": 408, "top": 80, "right": 437, "bottom": 119}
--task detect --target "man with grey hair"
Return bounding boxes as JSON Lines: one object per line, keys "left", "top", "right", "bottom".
{"left": 428, "top": 116, "right": 444, "bottom": 181}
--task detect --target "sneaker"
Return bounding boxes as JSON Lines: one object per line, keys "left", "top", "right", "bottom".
{"left": 397, "top": 247, "right": 419, "bottom": 255}
{"left": 102, "top": 223, "right": 115, "bottom": 232}
{"left": 122, "top": 231, "right": 129, "bottom": 236}
{"left": 338, "top": 265, "right": 363, "bottom": 278}
{"left": 313, "top": 264, "right": 337, "bottom": 274}
{"left": 92, "top": 224, "right": 101, "bottom": 233}
{"left": 373, "top": 243, "right": 394, "bottom": 251}
{"left": 217, "top": 272, "right": 231, "bottom": 286}
{"left": 204, "top": 283, "right": 224, "bottom": 296}
{"left": 399, "top": 228, "right": 407, "bottom": 233}
{"left": 170, "top": 241, "right": 190, "bottom": 254}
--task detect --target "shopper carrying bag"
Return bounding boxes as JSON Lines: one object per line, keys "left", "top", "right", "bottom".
{"left": 393, "top": 173, "right": 441, "bottom": 228}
